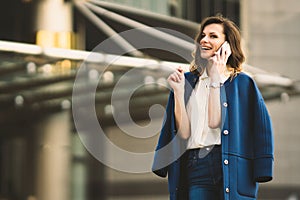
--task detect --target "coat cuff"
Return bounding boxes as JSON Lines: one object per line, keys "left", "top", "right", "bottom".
{"left": 152, "top": 166, "right": 168, "bottom": 178}
{"left": 152, "top": 151, "right": 168, "bottom": 178}
{"left": 253, "top": 156, "right": 274, "bottom": 183}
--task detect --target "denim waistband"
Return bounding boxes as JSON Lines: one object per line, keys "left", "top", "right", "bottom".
{"left": 187, "top": 145, "right": 221, "bottom": 158}
{"left": 187, "top": 145, "right": 221, "bottom": 152}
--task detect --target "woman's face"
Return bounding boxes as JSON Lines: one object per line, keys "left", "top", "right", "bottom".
{"left": 199, "top": 23, "right": 226, "bottom": 59}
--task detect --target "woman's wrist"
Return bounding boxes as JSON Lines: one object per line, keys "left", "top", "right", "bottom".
{"left": 210, "top": 75, "right": 221, "bottom": 83}
{"left": 209, "top": 82, "right": 222, "bottom": 89}
{"left": 174, "top": 91, "right": 185, "bottom": 102}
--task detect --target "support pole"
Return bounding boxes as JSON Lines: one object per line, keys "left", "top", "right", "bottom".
{"left": 74, "top": 1, "right": 144, "bottom": 57}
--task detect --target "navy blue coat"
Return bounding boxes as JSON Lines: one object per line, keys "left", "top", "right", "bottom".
{"left": 152, "top": 72, "right": 274, "bottom": 200}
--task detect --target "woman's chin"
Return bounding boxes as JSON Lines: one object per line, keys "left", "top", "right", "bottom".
{"left": 200, "top": 55, "right": 210, "bottom": 60}
{"left": 200, "top": 51, "right": 213, "bottom": 59}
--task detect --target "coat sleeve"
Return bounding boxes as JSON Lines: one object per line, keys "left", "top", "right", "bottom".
{"left": 250, "top": 79, "right": 274, "bottom": 183}
{"left": 152, "top": 91, "right": 176, "bottom": 178}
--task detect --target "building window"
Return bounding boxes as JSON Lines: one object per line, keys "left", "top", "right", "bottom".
{"left": 182, "top": 0, "right": 241, "bottom": 27}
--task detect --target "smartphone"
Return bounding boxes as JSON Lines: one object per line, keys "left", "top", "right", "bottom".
{"left": 216, "top": 41, "right": 230, "bottom": 56}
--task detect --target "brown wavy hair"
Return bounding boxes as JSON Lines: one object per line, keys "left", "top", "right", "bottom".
{"left": 190, "top": 15, "right": 245, "bottom": 77}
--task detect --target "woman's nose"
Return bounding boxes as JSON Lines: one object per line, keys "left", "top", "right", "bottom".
{"left": 200, "top": 36, "right": 208, "bottom": 44}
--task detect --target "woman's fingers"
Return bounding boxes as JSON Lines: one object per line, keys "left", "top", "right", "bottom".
{"left": 168, "top": 73, "right": 180, "bottom": 83}
{"left": 168, "top": 67, "right": 184, "bottom": 83}
{"left": 223, "top": 43, "right": 231, "bottom": 62}
{"left": 173, "top": 67, "right": 184, "bottom": 81}
{"left": 167, "top": 67, "right": 185, "bottom": 92}
{"left": 177, "top": 67, "right": 183, "bottom": 73}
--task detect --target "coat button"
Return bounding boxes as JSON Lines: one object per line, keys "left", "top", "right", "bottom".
{"left": 223, "top": 102, "right": 228, "bottom": 107}
{"left": 224, "top": 159, "right": 229, "bottom": 165}
{"left": 225, "top": 187, "right": 230, "bottom": 193}
{"left": 223, "top": 130, "right": 229, "bottom": 135}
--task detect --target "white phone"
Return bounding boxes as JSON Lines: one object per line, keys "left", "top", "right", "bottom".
{"left": 216, "top": 41, "right": 231, "bottom": 56}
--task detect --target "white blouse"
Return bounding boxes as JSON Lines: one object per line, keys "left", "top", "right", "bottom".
{"left": 186, "top": 70, "right": 229, "bottom": 149}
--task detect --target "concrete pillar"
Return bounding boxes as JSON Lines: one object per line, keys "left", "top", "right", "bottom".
{"left": 35, "top": 112, "right": 71, "bottom": 200}
{"left": 71, "top": 134, "right": 87, "bottom": 200}
{"left": 34, "top": 0, "right": 74, "bottom": 48}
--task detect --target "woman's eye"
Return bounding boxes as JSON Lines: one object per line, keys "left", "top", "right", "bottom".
{"left": 210, "top": 35, "right": 218, "bottom": 38}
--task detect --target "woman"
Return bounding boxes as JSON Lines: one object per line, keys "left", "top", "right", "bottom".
{"left": 152, "top": 16, "right": 274, "bottom": 200}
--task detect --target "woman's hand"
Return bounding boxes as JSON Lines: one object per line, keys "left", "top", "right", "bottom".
{"left": 207, "top": 42, "right": 231, "bottom": 79}
{"left": 167, "top": 67, "right": 185, "bottom": 96}
{"left": 168, "top": 67, "right": 190, "bottom": 139}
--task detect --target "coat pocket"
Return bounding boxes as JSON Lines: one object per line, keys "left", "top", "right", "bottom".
{"left": 237, "top": 157, "right": 258, "bottom": 198}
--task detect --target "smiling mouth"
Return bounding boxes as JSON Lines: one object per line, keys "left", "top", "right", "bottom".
{"left": 201, "top": 47, "right": 212, "bottom": 50}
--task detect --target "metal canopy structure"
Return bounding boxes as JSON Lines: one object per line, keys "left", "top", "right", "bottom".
{"left": 0, "top": 41, "right": 173, "bottom": 128}
{"left": 74, "top": 0, "right": 197, "bottom": 62}
{"left": 0, "top": 40, "right": 298, "bottom": 128}
{"left": 1, "top": 0, "right": 299, "bottom": 127}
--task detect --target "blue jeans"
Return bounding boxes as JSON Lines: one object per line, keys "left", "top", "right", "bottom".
{"left": 186, "top": 145, "right": 224, "bottom": 200}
